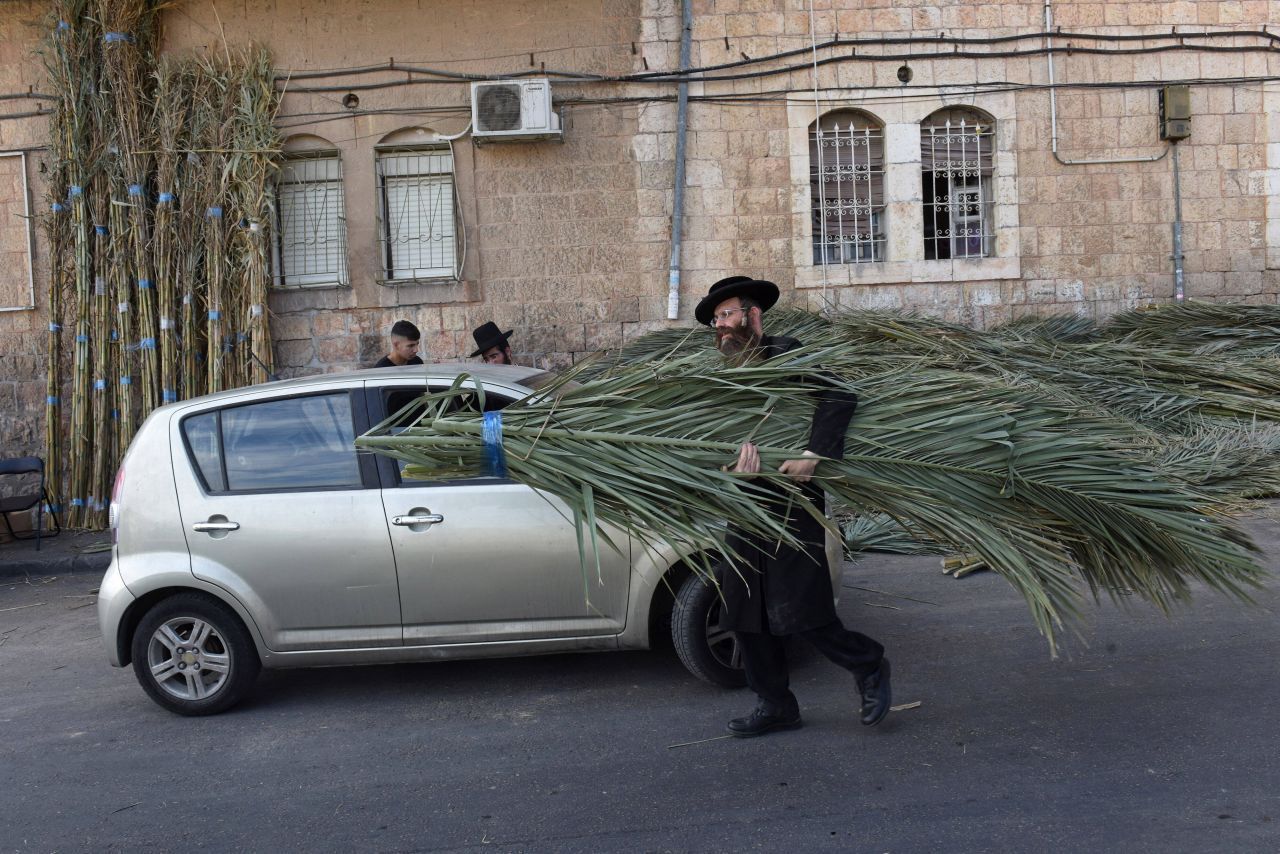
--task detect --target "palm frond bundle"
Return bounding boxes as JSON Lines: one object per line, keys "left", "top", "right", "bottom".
{"left": 989, "top": 313, "right": 1100, "bottom": 343}
{"left": 810, "top": 310, "right": 1280, "bottom": 431}
{"left": 841, "top": 513, "right": 944, "bottom": 557}
{"left": 358, "top": 350, "right": 1264, "bottom": 649}
{"left": 1147, "top": 422, "right": 1280, "bottom": 502}
{"left": 1102, "top": 301, "right": 1280, "bottom": 357}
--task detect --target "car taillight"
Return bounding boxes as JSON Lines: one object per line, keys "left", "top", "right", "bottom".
{"left": 108, "top": 463, "right": 125, "bottom": 543}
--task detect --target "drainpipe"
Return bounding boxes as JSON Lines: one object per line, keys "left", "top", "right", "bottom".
{"left": 1045, "top": 0, "right": 1167, "bottom": 167}
{"left": 666, "top": 0, "right": 692, "bottom": 320}
{"left": 1170, "top": 141, "right": 1186, "bottom": 301}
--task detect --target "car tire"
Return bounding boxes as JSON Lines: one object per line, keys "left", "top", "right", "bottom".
{"left": 671, "top": 573, "right": 747, "bottom": 688}
{"left": 131, "top": 593, "right": 261, "bottom": 716}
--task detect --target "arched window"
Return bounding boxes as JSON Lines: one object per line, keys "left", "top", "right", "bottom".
{"left": 810, "top": 110, "right": 885, "bottom": 264}
{"left": 375, "top": 127, "right": 461, "bottom": 282}
{"left": 274, "top": 135, "right": 348, "bottom": 288}
{"left": 920, "top": 109, "right": 994, "bottom": 260}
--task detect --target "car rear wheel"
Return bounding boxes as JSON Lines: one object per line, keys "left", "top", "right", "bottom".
{"left": 131, "top": 593, "right": 260, "bottom": 716}
{"left": 671, "top": 573, "right": 747, "bottom": 688}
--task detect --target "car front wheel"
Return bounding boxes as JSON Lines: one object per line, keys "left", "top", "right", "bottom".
{"left": 131, "top": 593, "right": 261, "bottom": 716}
{"left": 671, "top": 573, "right": 747, "bottom": 688}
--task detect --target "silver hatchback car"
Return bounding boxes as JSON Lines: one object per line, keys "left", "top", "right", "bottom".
{"left": 99, "top": 363, "right": 840, "bottom": 715}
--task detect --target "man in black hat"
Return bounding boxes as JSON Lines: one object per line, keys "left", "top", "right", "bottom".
{"left": 374, "top": 319, "right": 424, "bottom": 368}
{"left": 471, "top": 321, "right": 515, "bottom": 365}
{"left": 694, "top": 275, "right": 892, "bottom": 737}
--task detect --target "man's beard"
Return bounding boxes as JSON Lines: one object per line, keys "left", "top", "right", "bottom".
{"left": 716, "top": 319, "right": 762, "bottom": 365}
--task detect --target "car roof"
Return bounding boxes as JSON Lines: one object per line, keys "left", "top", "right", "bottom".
{"left": 166, "top": 362, "right": 549, "bottom": 408}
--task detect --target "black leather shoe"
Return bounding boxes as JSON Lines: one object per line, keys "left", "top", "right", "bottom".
{"left": 859, "top": 658, "right": 892, "bottom": 727}
{"left": 726, "top": 707, "right": 803, "bottom": 738}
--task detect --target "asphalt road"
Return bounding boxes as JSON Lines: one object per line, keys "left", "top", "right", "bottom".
{"left": 2, "top": 510, "right": 1278, "bottom": 853}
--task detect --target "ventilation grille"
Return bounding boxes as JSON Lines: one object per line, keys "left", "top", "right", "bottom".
{"left": 475, "top": 84, "right": 523, "bottom": 132}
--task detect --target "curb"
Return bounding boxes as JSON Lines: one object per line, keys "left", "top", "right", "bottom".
{"left": 0, "top": 551, "right": 111, "bottom": 580}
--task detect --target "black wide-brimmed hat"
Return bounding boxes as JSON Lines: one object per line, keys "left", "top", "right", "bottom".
{"left": 694, "top": 276, "right": 780, "bottom": 326}
{"left": 470, "top": 321, "right": 514, "bottom": 357}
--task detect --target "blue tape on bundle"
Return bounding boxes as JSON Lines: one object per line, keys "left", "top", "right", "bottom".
{"left": 75, "top": 334, "right": 88, "bottom": 343}
{"left": 138, "top": 278, "right": 152, "bottom": 289}
{"left": 52, "top": 202, "right": 66, "bottom": 213}
{"left": 93, "top": 379, "right": 106, "bottom": 390}
{"left": 47, "top": 395, "right": 59, "bottom": 406}
{"left": 87, "top": 496, "right": 97, "bottom": 511}
{"left": 95, "top": 225, "right": 107, "bottom": 235}
{"left": 57, "top": 21, "right": 70, "bottom": 32}
{"left": 120, "top": 376, "right": 132, "bottom": 386}
{"left": 162, "top": 389, "right": 177, "bottom": 402}
{"left": 206, "top": 206, "right": 223, "bottom": 218}
{"left": 208, "top": 310, "right": 221, "bottom": 320}
{"left": 158, "top": 192, "right": 175, "bottom": 203}
{"left": 70, "top": 498, "right": 84, "bottom": 508}
{"left": 139, "top": 337, "right": 156, "bottom": 349}
{"left": 49, "top": 504, "right": 63, "bottom": 514}
{"left": 111, "top": 409, "right": 118, "bottom": 419}
{"left": 103, "top": 32, "right": 133, "bottom": 43}
{"left": 68, "top": 185, "right": 82, "bottom": 197}
{"left": 482, "top": 411, "right": 508, "bottom": 479}
{"left": 110, "top": 329, "right": 119, "bottom": 341}
{"left": 49, "top": 322, "right": 61, "bottom": 332}
{"left": 128, "top": 184, "right": 143, "bottom": 196}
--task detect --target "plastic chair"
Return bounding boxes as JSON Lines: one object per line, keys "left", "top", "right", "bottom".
{"left": 0, "top": 456, "right": 61, "bottom": 551}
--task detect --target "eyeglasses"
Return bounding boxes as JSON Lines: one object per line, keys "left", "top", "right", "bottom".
{"left": 708, "top": 307, "right": 749, "bottom": 327}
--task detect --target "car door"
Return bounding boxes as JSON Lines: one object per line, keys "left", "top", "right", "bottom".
{"left": 172, "top": 385, "right": 403, "bottom": 651}
{"left": 370, "top": 378, "right": 630, "bottom": 645}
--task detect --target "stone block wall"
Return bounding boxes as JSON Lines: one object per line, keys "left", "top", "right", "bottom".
{"left": 2, "top": 0, "right": 1279, "bottom": 477}
{"left": 0, "top": 3, "right": 54, "bottom": 469}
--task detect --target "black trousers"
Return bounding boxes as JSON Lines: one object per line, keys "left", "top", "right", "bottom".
{"left": 736, "top": 621, "right": 884, "bottom": 714}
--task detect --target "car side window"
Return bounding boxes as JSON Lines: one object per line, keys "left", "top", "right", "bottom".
{"left": 183, "top": 411, "right": 226, "bottom": 492}
{"left": 181, "top": 393, "right": 362, "bottom": 492}
{"left": 382, "top": 386, "right": 517, "bottom": 485}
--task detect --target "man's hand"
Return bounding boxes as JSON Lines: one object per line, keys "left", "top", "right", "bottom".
{"left": 779, "top": 450, "right": 820, "bottom": 483}
{"left": 732, "top": 442, "right": 761, "bottom": 474}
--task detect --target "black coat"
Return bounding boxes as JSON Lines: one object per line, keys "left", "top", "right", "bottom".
{"left": 718, "top": 335, "right": 858, "bottom": 635}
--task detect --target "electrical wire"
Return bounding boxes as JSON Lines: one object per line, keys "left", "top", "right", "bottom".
{"left": 261, "top": 28, "right": 1280, "bottom": 87}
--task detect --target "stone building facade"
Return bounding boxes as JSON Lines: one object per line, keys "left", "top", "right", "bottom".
{"left": 2, "top": 0, "right": 1279, "bottom": 468}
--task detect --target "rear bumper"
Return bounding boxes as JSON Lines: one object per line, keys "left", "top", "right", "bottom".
{"left": 97, "top": 555, "right": 134, "bottom": 667}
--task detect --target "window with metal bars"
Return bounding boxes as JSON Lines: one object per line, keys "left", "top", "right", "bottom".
{"left": 920, "top": 109, "right": 995, "bottom": 261}
{"left": 272, "top": 153, "right": 348, "bottom": 288}
{"left": 375, "top": 147, "right": 460, "bottom": 281}
{"left": 809, "top": 110, "right": 885, "bottom": 265}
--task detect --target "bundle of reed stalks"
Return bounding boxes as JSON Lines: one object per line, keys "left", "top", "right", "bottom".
{"left": 41, "top": 10, "right": 283, "bottom": 528}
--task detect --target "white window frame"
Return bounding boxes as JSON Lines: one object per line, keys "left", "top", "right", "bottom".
{"left": 921, "top": 110, "right": 996, "bottom": 261}
{"left": 375, "top": 146, "right": 462, "bottom": 282}
{"left": 787, "top": 92, "right": 1020, "bottom": 289}
{"left": 0, "top": 151, "right": 35, "bottom": 311}
{"left": 272, "top": 152, "right": 349, "bottom": 289}
{"left": 810, "top": 110, "right": 886, "bottom": 265}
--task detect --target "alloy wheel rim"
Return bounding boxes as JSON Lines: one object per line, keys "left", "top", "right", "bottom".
{"left": 146, "top": 616, "right": 231, "bottom": 701}
{"left": 703, "top": 598, "right": 743, "bottom": 670}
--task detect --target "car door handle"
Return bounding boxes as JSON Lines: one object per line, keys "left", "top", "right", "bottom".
{"left": 192, "top": 520, "right": 240, "bottom": 533}
{"left": 392, "top": 514, "right": 444, "bottom": 526}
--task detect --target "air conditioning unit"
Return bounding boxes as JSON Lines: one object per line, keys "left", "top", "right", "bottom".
{"left": 471, "top": 79, "right": 562, "bottom": 142}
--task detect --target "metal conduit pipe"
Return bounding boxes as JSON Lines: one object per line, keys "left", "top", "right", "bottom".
{"left": 1044, "top": 0, "right": 1185, "bottom": 301}
{"left": 1171, "top": 142, "right": 1187, "bottom": 301}
{"left": 1044, "top": 0, "right": 1168, "bottom": 166}
{"left": 666, "top": 0, "right": 692, "bottom": 320}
